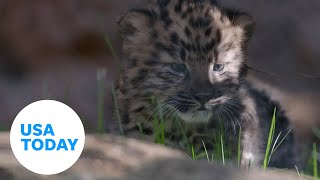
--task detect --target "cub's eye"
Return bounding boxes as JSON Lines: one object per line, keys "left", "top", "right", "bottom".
{"left": 213, "top": 63, "right": 225, "bottom": 72}
{"left": 170, "top": 64, "right": 187, "bottom": 75}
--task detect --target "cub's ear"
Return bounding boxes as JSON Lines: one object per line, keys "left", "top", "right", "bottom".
{"left": 118, "top": 8, "right": 157, "bottom": 36}
{"left": 224, "top": 9, "right": 255, "bottom": 39}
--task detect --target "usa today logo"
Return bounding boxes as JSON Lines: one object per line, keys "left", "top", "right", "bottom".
{"left": 10, "top": 100, "right": 85, "bottom": 175}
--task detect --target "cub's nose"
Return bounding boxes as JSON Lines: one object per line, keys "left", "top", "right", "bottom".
{"left": 194, "top": 94, "right": 212, "bottom": 105}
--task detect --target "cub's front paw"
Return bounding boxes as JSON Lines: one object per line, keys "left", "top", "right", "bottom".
{"left": 241, "top": 151, "right": 257, "bottom": 168}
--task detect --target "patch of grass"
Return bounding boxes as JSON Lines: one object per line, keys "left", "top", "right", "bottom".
{"left": 153, "top": 116, "right": 165, "bottom": 144}
{"left": 261, "top": 107, "right": 293, "bottom": 170}
{"left": 142, "top": 105, "right": 294, "bottom": 171}
{"left": 148, "top": 99, "right": 239, "bottom": 159}
{"left": 150, "top": 96, "right": 166, "bottom": 144}
{"left": 210, "top": 122, "right": 232, "bottom": 164}
{"left": 185, "top": 122, "right": 232, "bottom": 165}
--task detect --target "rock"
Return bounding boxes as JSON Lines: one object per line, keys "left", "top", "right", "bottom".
{"left": 0, "top": 133, "right": 310, "bottom": 180}
{"left": 125, "top": 160, "right": 308, "bottom": 180}
{"left": 0, "top": 132, "right": 185, "bottom": 179}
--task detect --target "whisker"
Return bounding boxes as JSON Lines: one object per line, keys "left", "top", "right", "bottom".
{"left": 146, "top": 100, "right": 177, "bottom": 122}
{"left": 222, "top": 104, "right": 239, "bottom": 133}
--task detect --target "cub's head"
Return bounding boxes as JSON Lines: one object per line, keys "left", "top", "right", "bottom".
{"left": 119, "top": 0, "right": 255, "bottom": 123}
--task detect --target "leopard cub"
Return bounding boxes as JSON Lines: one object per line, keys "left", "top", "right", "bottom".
{"left": 116, "top": 0, "right": 297, "bottom": 168}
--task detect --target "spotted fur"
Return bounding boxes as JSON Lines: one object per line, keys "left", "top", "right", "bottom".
{"left": 117, "top": 0, "right": 297, "bottom": 168}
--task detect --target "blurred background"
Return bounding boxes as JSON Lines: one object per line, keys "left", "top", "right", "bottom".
{"left": 0, "top": 0, "right": 319, "bottom": 142}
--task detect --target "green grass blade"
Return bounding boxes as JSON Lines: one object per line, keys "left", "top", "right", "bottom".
{"left": 221, "top": 134, "right": 225, "bottom": 166}
{"left": 272, "top": 130, "right": 291, "bottom": 154}
{"left": 263, "top": 107, "right": 277, "bottom": 170}
{"left": 104, "top": 34, "right": 123, "bottom": 74}
{"left": 202, "top": 141, "right": 210, "bottom": 163}
{"left": 105, "top": 35, "right": 118, "bottom": 59}
{"left": 313, "top": 143, "right": 318, "bottom": 179}
{"left": 267, "top": 130, "right": 292, "bottom": 165}
{"left": 151, "top": 97, "right": 166, "bottom": 144}
{"left": 191, "top": 145, "right": 196, "bottom": 160}
{"left": 268, "top": 131, "right": 282, "bottom": 164}
{"left": 137, "top": 122, "right": 144, "bottom": 134}
{"left": 268, "top": 130, "right": 292, "bottom": 165}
